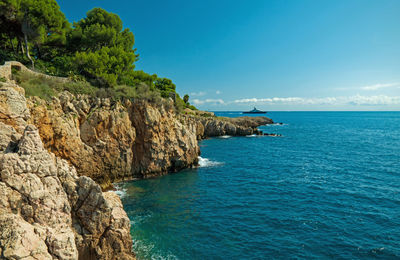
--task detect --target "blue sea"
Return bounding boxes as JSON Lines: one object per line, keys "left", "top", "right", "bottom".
{"left": 116, "top": 111, "right": 400, "bottom": 259}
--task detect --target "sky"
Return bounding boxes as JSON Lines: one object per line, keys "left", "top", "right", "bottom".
{"left": 57, "top": 0, "right": 400, "bottom": 111}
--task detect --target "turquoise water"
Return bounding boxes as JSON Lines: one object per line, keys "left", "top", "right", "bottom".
{"left": 116, "top": 112, "right": 400, "bottom": 259}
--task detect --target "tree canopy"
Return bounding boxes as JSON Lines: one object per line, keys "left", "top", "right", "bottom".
{"left": 0, "top": 0, "right": 69, "bottom": 67}
{"left": 0, "top": 0, "right": 195, "bottom": 110}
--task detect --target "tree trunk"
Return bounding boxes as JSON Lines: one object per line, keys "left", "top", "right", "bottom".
{"left": 9, "top": 34, "right": 15, "bottom": 54}
{"left": 23, "top": 33, "right": 34, "bottom": 68}
{"left": 18, "top": 38, "right": 25, "bottom": 55}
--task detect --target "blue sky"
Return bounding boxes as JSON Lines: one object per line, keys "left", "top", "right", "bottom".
{"left": 58, "top": 0, "right": 400, "bottom": 111}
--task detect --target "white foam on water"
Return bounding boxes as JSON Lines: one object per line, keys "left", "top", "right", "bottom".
{"left": 246, "top": 134, "right": 257, "bottom": 137}
{"left": 267, "top": 123, "right": 287, "bottom": 126}
{"left": 132, "top": 238, "right": 178, "bottom": 260}
{"left": 219, "top": 135, "right": 232, "bottom": 139}
{"left": 198, "top": 156, "right": 223, "bottom": 167}
{"left": 113, "top": 185, "right": 127, "bottom": 199}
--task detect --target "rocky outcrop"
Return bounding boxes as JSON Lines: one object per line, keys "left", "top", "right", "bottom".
{"left": 0, "top": 82, "right": 30, "bottom": 132}
{"left": 28, "top": 93, "right": 137, "bottom": 188}
{"left": 0, "top": 82, "right": 135, "bottom": 260}
{"left": 0, "top": 65, "right": 273, "bottom": 259}
{"left": 195, "top": 116, "right": 273, "bottom": 137}
{"left": 26, "top": 92, "right": 272, "bottom": 184}
{"left": 2, "top": 79, "right": 272, "bottom": 188}
{"left": 27, "top": 93, "right": 200, "bottom": 186}
{"left": 129, "top": 100, "right": 199, "bottom": 178}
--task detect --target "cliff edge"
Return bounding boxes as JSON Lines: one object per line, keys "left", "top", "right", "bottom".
{"left": 0, "top": 82, "right": 135, "bottom": 259}
{"left": 0, "top": 79, "right": 272, "bottom": 259}
{"left": 26, "top": 91, "right": 272, "bottom": 188}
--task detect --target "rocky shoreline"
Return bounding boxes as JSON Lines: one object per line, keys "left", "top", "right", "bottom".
{"left": 26, "top": 90, "right": 272, "bottom": 187}
{"left": 0, "top": 81, "right": 272, "bottom": 259}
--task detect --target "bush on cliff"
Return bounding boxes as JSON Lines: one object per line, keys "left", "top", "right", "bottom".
{"left": 14, "top": 70, "right": 96, "bottom": 100}
{"left": 13, "top": 70, "right": 170, "bottom": 111}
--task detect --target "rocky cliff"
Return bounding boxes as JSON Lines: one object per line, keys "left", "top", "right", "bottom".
{"left": 26, "top": 91, "right": 272, "bottom": 188}
{"left": 0, "top": 82, "right": 135, "bottom": 259}
{"left": 27, "top": 93, "right": 200, "bottom": 188}
{"left": 197, "top": 116, "right": 273, "bottom": 137}
{"left": 0, "top": 80, "right": 272, "bottom": 259}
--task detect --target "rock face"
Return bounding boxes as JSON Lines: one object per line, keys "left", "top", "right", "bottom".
{"left": 0, "top": 82, "right": 135, "bottom": 260}
{"left": 0, "top": 80, "right": 272, "bottom": 259}
{"left": 28, "top": 93, "right": 137, "bottom": 188}
{"left": 196, "top": 116, "right": 273, "bottom": 137}
{"left": 0, "top": 82, "right": 30, "bottom": 132}
{"left": 27, "top": 93, "right": 200, "bottom": 186}
{"left": 130, "top": 100, "right": 200, "bottom": 178}
{"left": 26, "top": 92, "right": 272, "bottom": 185}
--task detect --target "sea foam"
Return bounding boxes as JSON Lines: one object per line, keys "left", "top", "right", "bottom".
{"left": 113, "top": 184, "right": 127, "bottom": 199}
{"left": 198, "top": 156, "right": 223, "bottom": 167}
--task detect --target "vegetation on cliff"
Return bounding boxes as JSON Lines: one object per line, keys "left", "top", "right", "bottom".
{"left": 0, "top": 0, "right": 196, "bottom": 111}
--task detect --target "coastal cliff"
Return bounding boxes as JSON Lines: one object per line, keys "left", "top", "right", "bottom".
{"left": 27, "top": 92, "right": 200, "bottom": 187}
{"left": 0, "top": 80, "right": 271, "bottom": 259}
{"left": 0, "top": 82, "right": 134, "bottom": 259}
{"left": 26, "top": 91, "right": 272, "bottom": 188}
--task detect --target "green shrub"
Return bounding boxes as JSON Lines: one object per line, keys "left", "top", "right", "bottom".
{"left": 63, "top": 81, "right": 97, "bottom": 96}
{"left": 23, "top": 82, "right": 57, "bottom": 101}
{"left": 188, "top": 105, "right": 197, "bottom": 110}
{"left": 13, "top": 69, "right": 194, "bottom": 112}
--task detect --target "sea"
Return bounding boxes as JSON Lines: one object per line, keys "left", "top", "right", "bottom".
{"left": 115, "top": 111, "right": 400, "bottom": 259}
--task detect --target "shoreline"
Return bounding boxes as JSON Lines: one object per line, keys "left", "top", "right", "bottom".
{"left": 0, "top": 79, "right": 272, "bottom": 259}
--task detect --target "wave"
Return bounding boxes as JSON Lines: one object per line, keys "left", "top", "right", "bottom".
{"left": 268, "top": 123, "right": 287, "bottom": 126}
{"left": 246, "top": 134, "right": 257, "bottom": 137}
{"left": 132, "top": 238, "right": 178, "bottom": 260}
{"left": 198, "top": 156, "right": 223, "bottom": 167}
{"left": 113, "top": 185, "right": 127, "bottom": 199}
{"left": 219, "top": 135, "right": 232, "bottom": 139}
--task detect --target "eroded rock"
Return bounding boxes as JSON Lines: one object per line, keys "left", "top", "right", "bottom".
{"left": 0, "top": 125, "right": 135, "bottom": 260}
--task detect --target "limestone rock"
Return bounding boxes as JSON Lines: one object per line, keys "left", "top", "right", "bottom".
{"left": 0, "top": 125, "right": 135, "bottom": 259}
{"left": 28, "top": 94, "right": 200, "bottom": 183}
{"left": 0, "top": 82, "right": 30, "bottom": 132}
{"left": 130, "top": 100, "right": 199, "bottom": 178}
{"left": 197, "top": 116, "right": 272, "bottom": 137}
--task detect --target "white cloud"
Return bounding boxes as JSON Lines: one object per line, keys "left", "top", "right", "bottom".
{"left": 216, "top": 90, "right": 222, "bottom": 95}
{"left": 234, "top": 97, "right": 303, "bottom": 103}
{"left": 360, "top": 83, "right": 399, "bottom": 91}
{"left": 190, "top": 91, "right": 206, "bottom": 97}
{"left": 233, "top": 95, "right": 400, "bottom": 106}
{"left": 192, "top": 98, "right": 225, "bottom": 105}
{"left": 336, "top": 83, "right": 400, "bottom": 91}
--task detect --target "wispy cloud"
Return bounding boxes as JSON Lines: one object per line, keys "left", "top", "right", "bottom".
{"left": 192, "top": 95, "right": 400, "bottom": 107}
{"left": 234, "top": 97, "right": 304, "bottom": 103}
{"left": 233, "top": 95, "right": 400, "bottom": 106}
{"left": 216, "top": 90, "right": 222, "bottom": 95}
{"left": 336, "top": 83, "right": 399, "bottom": 91}
{"left": 190, "top": 91, "right": 207, "bottom": 97}
{"left": 360, "top": 83, "right": 399, "bottom": 91}
{"left": 192, "top": 98, "right": 225, "bottom": 105}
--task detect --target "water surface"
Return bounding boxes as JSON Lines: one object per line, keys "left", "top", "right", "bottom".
{"left": 117, "top": 111, "right": 400, "bottom": 259}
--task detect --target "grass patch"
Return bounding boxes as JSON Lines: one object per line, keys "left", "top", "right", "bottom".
{"left": 12, "top": 70, "right": 187, "bottom": 113}
{"left": 13, "top": 70, "right": 98, "bottom": 101}
{"left": 23, "top": 82, "right": 57, "bottom": 101}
